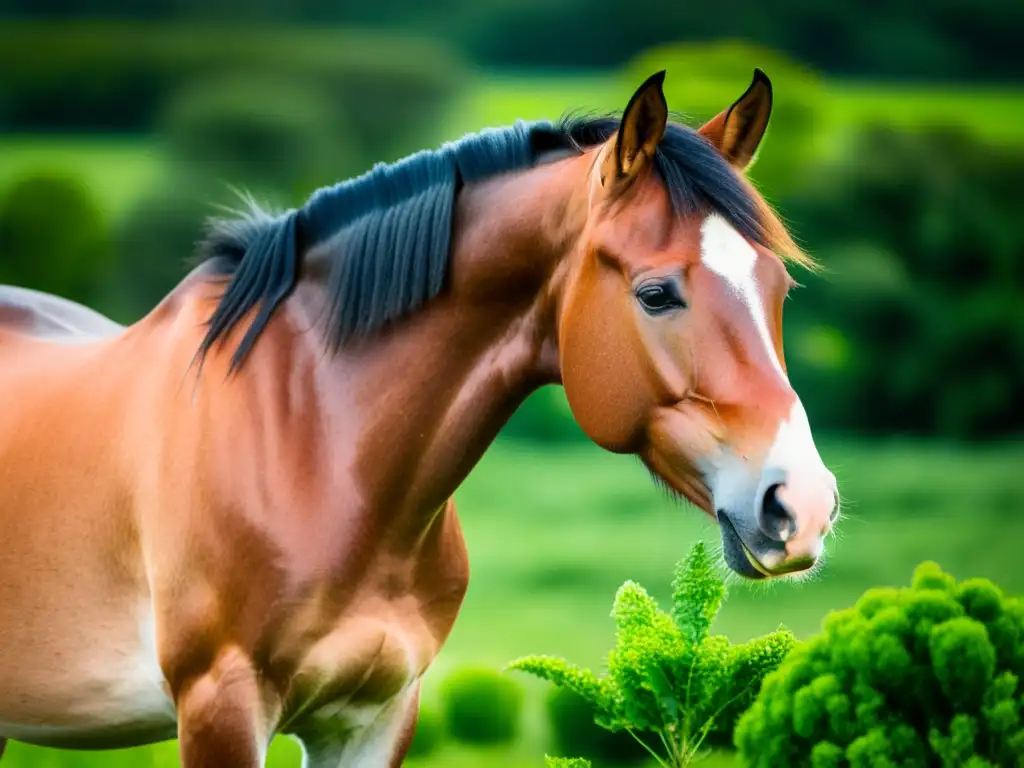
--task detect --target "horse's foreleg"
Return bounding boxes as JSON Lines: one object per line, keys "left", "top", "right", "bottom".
{"left": 388, "top": 684, "right": 421, "bottom": 768}
{"left": 174, "top": 649, "right": 269, "bottom": 768}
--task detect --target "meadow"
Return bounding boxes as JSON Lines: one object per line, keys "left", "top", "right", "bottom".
{"left": 3, "top": 435, "right": 1022, "bottom": 767}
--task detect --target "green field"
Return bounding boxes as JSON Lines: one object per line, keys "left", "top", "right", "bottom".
{"left": 3, "top": 436, "right": 1023, "bottom": 767}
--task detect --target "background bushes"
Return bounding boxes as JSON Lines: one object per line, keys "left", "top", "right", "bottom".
{"left": 781, "top": 123, "right": 1024, "bottom": 439}
{"left": 545, "top": 686, "right": 650, "bottom": 766}
{"left": 406, "top": 702, "right": 443, "bottom": 759}
{"left": 0, "top": 21, "right": 465, "bottom": 162}
{"left": 440, "top": 666, "right": 524, "bottom": 746}
{"left": 0, "top": 171, "right": 110, "bottom": 306}
{"left": 104, "top": 172, "right": 215, "bottom": 322}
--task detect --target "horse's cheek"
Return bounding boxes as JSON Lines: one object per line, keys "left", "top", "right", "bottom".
{"left": 559, "top": 275, "right": 651, "bottom": 453}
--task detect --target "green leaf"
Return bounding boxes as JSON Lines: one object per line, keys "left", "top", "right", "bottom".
{"left": 671, "top": 541, "right": 726, "bottom": 647}
{"left": 506, "top": 656, "right": 607, "bottom": 712}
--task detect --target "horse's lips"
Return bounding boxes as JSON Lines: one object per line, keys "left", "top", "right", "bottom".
{"left": 717, "top": 511, "right": 771, "bottom": 580}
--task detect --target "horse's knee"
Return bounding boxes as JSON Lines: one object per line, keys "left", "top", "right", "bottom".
{"left": 174, "top": 649, "right": 272, "bottom": 768}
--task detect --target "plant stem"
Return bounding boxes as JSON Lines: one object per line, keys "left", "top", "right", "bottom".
{"left": 626, "top": 727, "right": 672, "bottom": 768}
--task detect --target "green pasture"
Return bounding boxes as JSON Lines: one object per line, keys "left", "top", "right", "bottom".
{"left": 3, "top": 436, "right": 1023, "bottom": 767}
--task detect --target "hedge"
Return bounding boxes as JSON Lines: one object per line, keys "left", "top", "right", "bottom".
{"left": 0, "top": 21, "right": 467, "bottom": 161}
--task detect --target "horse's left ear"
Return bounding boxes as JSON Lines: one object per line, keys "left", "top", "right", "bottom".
{"left": 699, "top": 68, "right": 773, "bottom": 172}
{"left": 603, "top": 70, "right": 668, "bottom": 185}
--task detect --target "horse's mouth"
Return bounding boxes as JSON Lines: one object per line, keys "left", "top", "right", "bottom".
{"left": 717, "top": 511, "right": 771, "bottom": 580}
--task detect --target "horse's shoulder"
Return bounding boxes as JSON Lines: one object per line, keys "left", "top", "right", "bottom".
{"left": 0, "top": 286, "right": 124, "bottom": 343}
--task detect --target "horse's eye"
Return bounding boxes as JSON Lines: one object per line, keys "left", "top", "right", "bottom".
{"left": 636, "top": 280, "right": 686, "bottom": 315}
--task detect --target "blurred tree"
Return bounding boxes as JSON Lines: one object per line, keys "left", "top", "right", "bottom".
{"left": 0, "top": 21, "right": 465, "bottom": 162}
{"left": 0, "top": 171, "right": 110, "bottom": 306}
{"left": 104, "top": 171, "right": 214, "bottom": 323}
{"left": 159, "top": 71, "right": 358, "bottom": 201}
{"left": 1, "top": 0, "right": 1020, "bottom": 80}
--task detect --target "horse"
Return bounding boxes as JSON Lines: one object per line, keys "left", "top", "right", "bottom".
{"left": 0, "top": 69, "right": 839, "bottom": 766}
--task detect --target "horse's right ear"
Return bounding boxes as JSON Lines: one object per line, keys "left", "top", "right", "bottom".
{"left": 698, "top": 68, "right": 773, "bottom": 172}
{"left": 601, "top": 70, "right": 668, "bottom": 186}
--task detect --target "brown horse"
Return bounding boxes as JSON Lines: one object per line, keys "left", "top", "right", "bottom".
{"left": 0, "top": 70, "right": 838, "bottom": 766}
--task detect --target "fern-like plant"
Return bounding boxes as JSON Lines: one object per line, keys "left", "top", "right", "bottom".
{"left": 544, "top": 757, "right": 592, "bottom": 768}
{"left": 509, "top": 542, "right": 796, "bottom": 767}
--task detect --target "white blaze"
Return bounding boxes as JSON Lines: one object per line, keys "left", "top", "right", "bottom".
{"left": 697, "top": 214, "right": 836, "bottom": 547}
{"left": 699, "top": 213, "right": 784, "bottom": 377}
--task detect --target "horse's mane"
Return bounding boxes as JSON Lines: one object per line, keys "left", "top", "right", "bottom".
{"left": 195, "top": 114, "right": 806, "bottom": 373}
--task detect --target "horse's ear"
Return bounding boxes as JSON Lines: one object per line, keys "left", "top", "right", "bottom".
{"left": 698, "top": 68, "right": 773, "bottom": 172}
{"left": 603, "top": 70, "right": 668, "bottom": 185}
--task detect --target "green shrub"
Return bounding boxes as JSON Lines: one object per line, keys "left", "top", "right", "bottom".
{"left": 406, "top": 702, "right": 443, "bottom": 758}
{"left": 105, "top": 172, "right": 216, "bottom": 322}
{"left": 502, "top": 386, "right": 588, "bottom": 444}
{"left": 546, "top": 686, "right": 650, "bottom": 766}
{"left": 509, "top": 542, "right": 796, "bottom": 767}
{"left": 159, "top": 72, "right": 357, "bottom": 199}
{"left": 0, "top": 21, "right": 465, "bottom": 161}
{"left": 0, "top": 171, "right": 110, "bottom": 305}
{"left": 734, "top": 561, "right": 1024, "bottom": 767}
{"left": 440, "top": 666, "right": 525, "bottom": 746}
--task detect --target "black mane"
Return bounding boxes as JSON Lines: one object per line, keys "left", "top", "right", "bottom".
{"left": 195, "top": 114, "right": 778, "bottom": 372}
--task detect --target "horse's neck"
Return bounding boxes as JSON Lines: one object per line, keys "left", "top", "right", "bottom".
{"left": 292, "top": 160, "right": 584, "bottom": 528}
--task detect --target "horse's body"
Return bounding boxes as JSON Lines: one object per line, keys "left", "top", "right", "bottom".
{"left": 0, "top": 266, "right": 477, "bottom": 764}
{"left": 0, "top": 71, "right": 839, "bottom": 766}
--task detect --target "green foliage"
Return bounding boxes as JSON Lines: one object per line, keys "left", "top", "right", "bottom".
{"left": 0, "top": 21, "right": 466, "bottom": 161}
{"left": 159, "top": 72, "right": 358, "bottom": 199}
{"left": 735, "top": 561, "right": 1024, "bottom": 767}
{"left": 545, "top": 686, "right": 650, "bottom": 765}
{"left": 545, "top": 758, "right": 593, "bottom": 768}
{"left": 105, "top": 172, "right": 215, "bottom": 322}
{"left": 502, "top": 386, "right": 588, "bottom": 444}
{"left": 0, "top": 171, "right": 110, "bottom": 305}
{"left": 407, "top": 702, "right": 444, "bottom": 758}
{"left": 509, "top": 542, "right": 797, "bottom": 767}
{"left": 783, "top": 123, "right": 1024, "bottom": 439}
{"left": 449, "top": 0, "right": 1023, "bottom": 81}
{"left": 440, "top": 666, "right": 525, "bottom": 746}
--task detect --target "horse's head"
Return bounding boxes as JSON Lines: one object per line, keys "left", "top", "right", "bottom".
{"left": 558, "top": 70, "right": 838, "bottom": 579}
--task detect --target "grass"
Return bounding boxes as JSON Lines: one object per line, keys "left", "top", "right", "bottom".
{"left": 4, "top": 435, "right": 1023, "bottom": 767}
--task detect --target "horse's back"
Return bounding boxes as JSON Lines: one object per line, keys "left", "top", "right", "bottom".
{"left": 0, "top": 285, "right": 124, "bottom": 343}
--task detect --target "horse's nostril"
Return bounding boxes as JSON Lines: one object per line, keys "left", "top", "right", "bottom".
{"left": 759, "top": 483, "right": 796, "bottom": 542}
